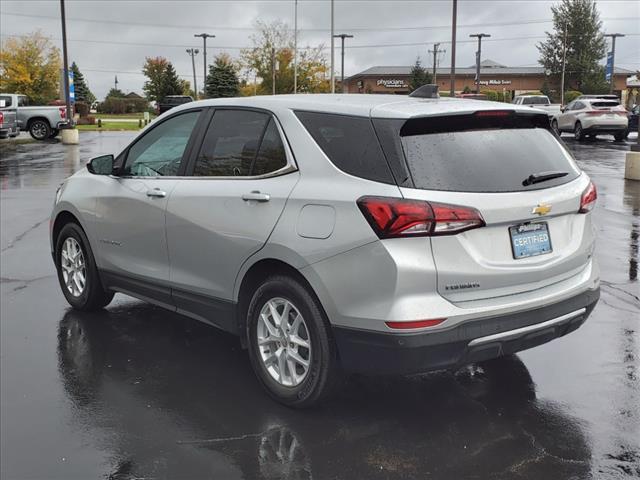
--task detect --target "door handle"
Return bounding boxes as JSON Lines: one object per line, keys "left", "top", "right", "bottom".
{"left": 146, "top": 188, "right": 167, "bottom": 198}
{"left": 242, "top": 191, "right": 270, "bottom": 202}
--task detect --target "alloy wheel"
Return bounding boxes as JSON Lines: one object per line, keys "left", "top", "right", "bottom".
{"left": 60, "top": 237, "right": 86, "bottom": 297}
{"left": 31, "top": 121, "right": 48, "bottom": 140}
{"left": 257, "top": 297, "right": 311, "bottom": 387}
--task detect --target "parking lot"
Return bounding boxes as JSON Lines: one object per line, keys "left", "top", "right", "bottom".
{"left": 1, "top": 131, "right": 638, "bottom": 479}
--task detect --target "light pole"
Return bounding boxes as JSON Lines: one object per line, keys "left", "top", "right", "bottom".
{"left": 333, "top": 33, "right": 353, "bottom": 93}
{"left": 449, "top": 0, "right": 457, "bottom": 97}
{"left": 194, "top": 33, "right": 214, "bottom": 95}
{"left": 294, "top": 0, "right": 298, "bottom": 93}
{"left": 59, "top": 0, "right": 72, "bottom": 124}
{"left": 605, "top": 33, "right": 625, "bottom": 95}
{"left": 560, "top": 23, "right": 567, "bottom": 106}
{"left": 186, "top": 48, "right": 199, "bottom": 99}
{"left": 330, "top": 0, "right": 335, "bottom": 93}
{"left": 469, "top": 33, "right": 490, "bottom": 94}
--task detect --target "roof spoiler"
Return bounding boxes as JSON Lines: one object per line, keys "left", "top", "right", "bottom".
{"left": 409, "top": 84, "right": 439, "bottom": 99}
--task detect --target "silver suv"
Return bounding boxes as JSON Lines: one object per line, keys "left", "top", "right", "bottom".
{"left": 50, "top": 94, "right": 600, "bottom": 407}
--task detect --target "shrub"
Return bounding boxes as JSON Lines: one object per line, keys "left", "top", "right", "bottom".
{"left": 76, "top": 115, "right": 95, "bottom": 125}
{"left": 75, "top": 101, "right": 89, "bottom": 117}
{"left": 97, "top": 97, "right": 149, "bottom": 114}
{"left": 564, "top": 90, "right": 583, "bottom": 104}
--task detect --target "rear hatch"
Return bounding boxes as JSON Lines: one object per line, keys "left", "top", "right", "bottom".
{"left": 373, "top": 110, "right": 595, "bottom": 303}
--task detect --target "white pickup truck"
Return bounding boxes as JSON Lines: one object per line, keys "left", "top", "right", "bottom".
{"left": 512, "top": 95, "right": 562, "bottom": 119}
{"left": 0, "top": 93, "right": 72, "bottom": 140}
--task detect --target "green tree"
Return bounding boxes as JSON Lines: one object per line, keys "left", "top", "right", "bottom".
{"left": 142, "top": 57, "right": 183, "bottom": 102}
{"left": 0, "top": 31, "right": 61, "bottom": 104}
{"left": 408, "top": 57, "right": 433, "bottom": 92}
{"left": 206, "top": 54, "right": 240, "bottom": 98}
{"left": 70, "top": 61, "right": 95, "bottom": 104}
{"left": 105, "top": 87, "right": 125, "bottom": 98}
{"left": 537, "top": 0, "right": 607, "bottom": 94}
{"left": 241, "top": 20, "right": 329, "bottom": 95}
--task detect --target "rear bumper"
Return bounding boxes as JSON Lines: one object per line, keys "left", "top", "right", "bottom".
{"left": 333, "top": 287, "right": 599, "bottom": 374}
{"left": 583, "top": 124, "right": 627, "bottom": 133}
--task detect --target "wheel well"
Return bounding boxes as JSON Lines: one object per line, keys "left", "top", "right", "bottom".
{"left": 52, "top": 211, "right": 81, "bottom": 247}
{"left": 27, "top": 117, "right": 50, "bottom": 128}
{"left": 236, "top": 259, "right": 321, "bottom": 349}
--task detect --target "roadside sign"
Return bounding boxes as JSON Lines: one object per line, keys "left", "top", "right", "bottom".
{"left": 143, "top": 111, "right": 150, "bottom": 122}
{"left": 605, "top": 51, "right": 613, "bottom": 83}
{"left": 60, "top": 69, "right": 75, "bottom": 102}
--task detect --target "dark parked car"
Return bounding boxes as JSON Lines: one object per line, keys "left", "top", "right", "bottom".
{"left": 156, "top": 95, "right": 193, "bottom": 115}
{"left": 626, "top": 105, "right": 639, "bottom": 138}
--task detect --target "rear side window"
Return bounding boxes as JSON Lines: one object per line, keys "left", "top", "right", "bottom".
{"left": 399, "top": 127, "right": 580, "bottom": 192}
{"left": 0, "top": 96, "right": 12, "bottom": 107}
{"left": 295, "top": 111, "right": 394, "bottom": 184}
{"left": 522, "top": 97, "right": 548, "bottom": 105}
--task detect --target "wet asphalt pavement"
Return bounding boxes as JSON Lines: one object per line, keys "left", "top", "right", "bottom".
{"left": 1, "top": 132, "right": 638, "bottom": 480}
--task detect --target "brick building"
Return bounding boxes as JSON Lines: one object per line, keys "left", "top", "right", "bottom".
{"left": 343, "top": 59, "right": 632, "bottom": 97}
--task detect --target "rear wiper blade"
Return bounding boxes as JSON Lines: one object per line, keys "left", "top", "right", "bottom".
{"left": 522, "top": 171, "right": 568, "bottom": 186}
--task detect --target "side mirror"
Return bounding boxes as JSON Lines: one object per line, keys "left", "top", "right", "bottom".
{"left": 87, "top": 154, "right": 115, "bottom": 175}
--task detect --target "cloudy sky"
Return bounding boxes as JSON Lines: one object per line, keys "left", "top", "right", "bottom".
{"left": 2, "top": 0, "right": 638, "bottom": 99}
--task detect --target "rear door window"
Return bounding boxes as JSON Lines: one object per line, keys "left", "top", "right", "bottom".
{"left": 295, "top": 111, "right": 394, "bottom": 184}
{"left": 0, "top": 96, "right": 12, "bottom": 108}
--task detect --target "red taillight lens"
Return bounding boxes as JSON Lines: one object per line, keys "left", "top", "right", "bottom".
{"left": 59, "top": 107, "right": 66, "bottom": 119}
{"left": 357, "top": 196, "right": 485, "bottom": 238}
{"left": 579, "top": 181, "right": 597, "bottom": 213}
{"left": 385, "top": 318, "right": 446, "bottom": 330}
{"left": 475, "top": 110, "right": 512, "bottom": 117}
{"left": 0, "top": 112, "right": 4, "bottom": 124}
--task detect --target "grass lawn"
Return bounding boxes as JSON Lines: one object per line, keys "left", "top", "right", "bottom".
{"left": 77, "top": 122, "right": 143, "bottom": 131}
{"left": 93, "top": 113, "right": 155, "bottom": 119}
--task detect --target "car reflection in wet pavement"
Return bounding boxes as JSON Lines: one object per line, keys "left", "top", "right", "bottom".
{"left": 1, "top": 132, "right": 639, "bottom": 479}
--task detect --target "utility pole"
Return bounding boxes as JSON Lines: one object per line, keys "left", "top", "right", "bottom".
{"left": 186, "top": 48, "right": 199, "bottom": 99}
{"left": 469, "top": 33, "right": 490, "bottom": 94}
{"left": 194, "top": 33, "right": 214, "bottom": 96}
{"left": 271, "top": 47, "right": 276, "bottom": 95}
{"left": 330, "top": 0, "right": 335, "bottom": 93}
{"left": 605, "top": 33, "right": 625, "bottom": 95}
{"left": 560, "top": 24, "right": 567, "bottom": 106}
{"left": 59, "top": 0, "right": 72, "bottom": 123}
{"left": 429, "top": 43, "right": 444, "bottom": 84}
{"left": 294, "top": 0, "right": 298, "bottom": 93}
{"left": 114, "top": 75, "right": 118, "bottom": 91}
{"left": 449, "top": 0, "right": 457, "bottom": 97}
{"left": 333, "top": 34, "right": 354, "bottom": 93}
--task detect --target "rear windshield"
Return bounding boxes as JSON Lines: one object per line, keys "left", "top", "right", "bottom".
{"left": 165, "top": 97, "right": 192, "bottom": 104}
{"left": 522, "top": 97, "right": 549, "bottom": 105}
{"left": 591, "top": 101, "right": 620, "bottom": 108}
{"left": 399, "top": 128, "right": 580, "bottom": 192}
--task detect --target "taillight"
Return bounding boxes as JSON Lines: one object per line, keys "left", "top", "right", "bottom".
{"left": 475, "top": 110, "right": 512, "bottom": 117}
{"left": 579, "top": 181, "right": 597, "bottom": 213}
{"left": 385, "top": 318, "right": 446, "bottom": 330}
{"left": 357, "top": 196, "right": 485, "bottom": 238}
{"left": 59, "top": 107, "right": 66, "bottom": 119}
{"left": 0, "top": 112, "right": 3, "bottom": 124}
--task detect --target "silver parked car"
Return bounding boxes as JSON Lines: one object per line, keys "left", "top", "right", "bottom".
{"left": 50, "top": 93, "right": 600, "bottom": 407}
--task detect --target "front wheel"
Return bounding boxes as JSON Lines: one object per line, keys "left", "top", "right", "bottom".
{"left": 55, "top": 223, "right": 114, "bottom": 311}
{"left": 574, "top": 122, "right": 585, "bottom": 141}
{"left": 29, "top": 119, "right": 51, "bottom": 140}
{"left": 246, "top": 275, "right": 341, "bottom": 408}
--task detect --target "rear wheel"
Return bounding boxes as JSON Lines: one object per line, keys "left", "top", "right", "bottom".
{"left": 574, "top": 122, "right": 585, "bottom": 141}
{"left": 29, "top": 119, "right": 51, "bottom": 140}
{"left": 246, "top": 275, "right": 341, "bottom": 407}
{"left": 55, "top": 223, "right": 114, "bottom": 311}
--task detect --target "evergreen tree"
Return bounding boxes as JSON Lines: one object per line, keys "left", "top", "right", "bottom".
{"left": 105, "top": 87, "right": 125, "bottom": 98}
{"left": 163, "top": 62, "right": 183, "bottom": 96}
{"left": 206, "top": 54, "right": 240, "bottom": 98}
{"left": 70, "top": 61, "right": 95, "bottom": 103}
{"left": 537, "top": 0, "right": 607, "bottom": 94}
{"left": 408, "top": 58, "right": 432, "bottom": 92}
{"left": 142, "top": 57, "right": 183, "bottom": 102}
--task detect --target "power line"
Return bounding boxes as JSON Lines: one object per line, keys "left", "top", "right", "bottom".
{"left": 2, "top": 11, "right": 638, "bottom": 33}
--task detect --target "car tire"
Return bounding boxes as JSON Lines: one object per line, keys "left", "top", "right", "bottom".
{"left": 551, "top": 120, "right": 560, "bottom": 135}
{"left": 55, "top": 222, "right": 114, "bottom": 311}
{"left": 614, "top": 132, "right": 625, "bottom": 142}
{"left": 574, "top": 122, "right": 584, "bottom": 141}
{"left": 49, "top": 128, "right": 59, "bottom": 139}
{"left": 29, "top": 119, "right": 51, "bottom": 141}
{"left": 246, "top": 275, "right": 342, "bottom": 408}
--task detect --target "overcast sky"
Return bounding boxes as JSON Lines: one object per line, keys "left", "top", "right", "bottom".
{"left": 1, "top": 0, "right": 638, "bottom": 99}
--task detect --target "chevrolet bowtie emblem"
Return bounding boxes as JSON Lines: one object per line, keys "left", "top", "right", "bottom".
{"left": 532, "top": 203, "right": 552, "bottom": 216}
